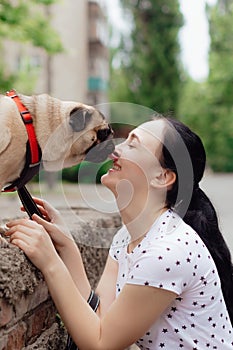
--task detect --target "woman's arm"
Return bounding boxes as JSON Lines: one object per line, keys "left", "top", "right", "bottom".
{"left": 6, "top": 218, "right": 176, "bottom": 350}
{"left": 43, "top": 259, "right": 176, "bottom": 350}
{"left": 95, "top": 255, "right": 119, "bottom": 318}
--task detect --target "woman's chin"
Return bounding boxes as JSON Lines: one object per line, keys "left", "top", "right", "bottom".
{"left": 101, "top": 173, "right": 116, "bottom": 193}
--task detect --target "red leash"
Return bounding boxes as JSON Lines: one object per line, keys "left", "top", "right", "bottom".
{"left": 2, "top": 90, "right": 42, "bottom": 192}
{"left": 5, "top": 89, "right": 40, "bottom": 165}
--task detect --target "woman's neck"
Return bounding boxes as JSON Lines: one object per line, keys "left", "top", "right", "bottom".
{"left": 118, "top": 195, "right": 167, "bottom": 244}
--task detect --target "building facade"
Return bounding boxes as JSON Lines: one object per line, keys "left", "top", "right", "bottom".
{"left": 4, "top": 0, "right": 109, "bottom": 114}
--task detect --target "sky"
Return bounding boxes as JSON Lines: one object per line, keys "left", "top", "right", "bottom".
{"left": 105, "top": 0, "right": 217, "bottom": 81}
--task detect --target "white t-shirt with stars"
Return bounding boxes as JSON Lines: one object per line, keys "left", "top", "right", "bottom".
{"left": 109, "top": 209, "right": 233, "bottom": 349}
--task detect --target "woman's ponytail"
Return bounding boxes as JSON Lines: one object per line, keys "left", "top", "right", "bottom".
{"left": 183, "top": 187, "right": 233, "bottom": 324}
{"left": 159, "top": 116, "right": 233, "bottom": 325}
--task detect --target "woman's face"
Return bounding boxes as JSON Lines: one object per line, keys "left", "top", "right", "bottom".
{"left": 101, "top": 119, "right": 166, "bottom": 197}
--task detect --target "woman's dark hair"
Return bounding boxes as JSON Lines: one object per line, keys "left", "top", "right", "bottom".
{"left": 159, "top": 116, "right": 233, "bottom": 325}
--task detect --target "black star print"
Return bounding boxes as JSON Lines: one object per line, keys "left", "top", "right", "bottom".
{"left": 176, "top": 261, "right": 181, "bottom": 266}
{"left": 144, "top": 281, "right": 150, "bottom": 286}
{"left": 193, "top": 339, "right": 198, "bottom": 344}
{"left": 158, "top": 256, "right": 163, "bottom": 260}
{"left": 171, "top": 307, "right": 177, "bottom": 312}
{"left": 176, "top": 297, "right": 183, "bottom": 302}
{"left": 182, "top": 325, "right": 187, "bottom": 330}
{"left": 174, "top": 328, "right": 179, "bottom": 333}
{"left": 167, "top": 313, "right": 172, "bottom": 319}
{"left": 162, "top": 328, "right": 168, "bottom": 333}
{"left": 191, "top": 323, "right": 195, "bottom": 328}
{"left": 159, "top": 343, "right": 165, "bottom": 348}
{"left": 186, "top": 258, "right": 191, "bottom": 263}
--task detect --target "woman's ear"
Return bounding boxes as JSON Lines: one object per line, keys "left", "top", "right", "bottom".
{"left": 150, "top": 170, "right": 176, "bottom": 189}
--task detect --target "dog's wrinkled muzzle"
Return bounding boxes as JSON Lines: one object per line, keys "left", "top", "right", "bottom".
{"left": 84, "top": 125, "right": 115, "bottom": 163}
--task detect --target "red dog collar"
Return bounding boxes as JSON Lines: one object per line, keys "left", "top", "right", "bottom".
{"left": 2, "top": 90, "right": 42, "bottom": 192}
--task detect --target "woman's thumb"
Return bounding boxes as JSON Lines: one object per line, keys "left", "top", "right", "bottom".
{"left": 32, "top": 214, "right": 52, "bottom": 231}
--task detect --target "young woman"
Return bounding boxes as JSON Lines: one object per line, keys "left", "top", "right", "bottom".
{"left": 6, "top": 116, "right": 233, "bottom": 349}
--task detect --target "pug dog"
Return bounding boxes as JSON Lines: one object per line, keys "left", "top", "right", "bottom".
{"left": 0, "top": 92, "right": 114, "bottom": 191}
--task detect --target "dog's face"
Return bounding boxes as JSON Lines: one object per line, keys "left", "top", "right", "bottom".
{"left": 68, "top": 106, "right": 114, "bottom": 164}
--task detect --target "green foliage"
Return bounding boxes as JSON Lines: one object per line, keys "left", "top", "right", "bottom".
{"left": 0, "top": 1, "right": 62, "bottom": 53}
{"left": 62, "top": 161, "right": 113, "bottom": 184}
{"left": 204, "top": 1, "right": 233, "bottom": 171}
{"left": 179, "top": 1, "right": 233, "bottom": 172}
{"left": 109, "top": 0, "right": 183, "bottom": 114}
{"left": 0, "top": 0, "right": 63, "bottom": 92}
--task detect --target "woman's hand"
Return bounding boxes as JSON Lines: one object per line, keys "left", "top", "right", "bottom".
{"left": 5, "top": 218, "right": 60, "bottom": 273}
{"left": 22, "top": 197, "right": 74, "bottom": 254}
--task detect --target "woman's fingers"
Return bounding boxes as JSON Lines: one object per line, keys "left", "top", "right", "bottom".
{"left": 7, "top": 218, "right": 34, "bottom": 229}
{"left": 32, "top": 214, "right": 54, "bottom": 232}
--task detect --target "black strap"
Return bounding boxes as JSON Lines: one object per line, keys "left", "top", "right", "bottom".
{"left": 2, "top": 141, "right": 42, "bottom": 192}
{"left": 66, "top": 290, "right": 100, "bottom": 350}
{"left": 17, "top": 185, "right": 43, "bottom": 219}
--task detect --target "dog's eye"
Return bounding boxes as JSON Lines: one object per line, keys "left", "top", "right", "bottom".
{"left": 92, "top": 136, "right": 96, "bottom": 142}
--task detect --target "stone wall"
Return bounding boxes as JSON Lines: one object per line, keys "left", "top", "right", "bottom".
{"left": 0, "top": 208, "right": 121, "bottom": 350}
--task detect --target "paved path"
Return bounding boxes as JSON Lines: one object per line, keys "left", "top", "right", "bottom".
{"left": 0, "top": 173, "right": 232, "bottom": 253}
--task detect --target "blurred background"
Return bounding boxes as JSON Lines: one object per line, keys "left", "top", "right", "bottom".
{"left": 0, "top": 0, "right": 232, "bottom": 249}
{"left": 0, "top": 0, "right": 232, "bottom": 180}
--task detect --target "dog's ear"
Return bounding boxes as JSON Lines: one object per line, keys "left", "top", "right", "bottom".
{"left": 69, "top": 107, "right": 92, "bottom": 132}
{"left": 0, "top": 127, "right": 11, "bottom": 154}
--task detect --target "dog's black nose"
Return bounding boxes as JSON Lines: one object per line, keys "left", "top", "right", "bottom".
{"left": 97, "top": 125, "right": 113, "bottom": 141}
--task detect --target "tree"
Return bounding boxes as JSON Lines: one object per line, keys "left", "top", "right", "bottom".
{"left": 179, "top": 1, "right": 233, "bottom": 172}
{"left": 109, "top": 0, "right": 183, "bottom": 116}
{"left": 0, "top": 0, "right": 63, "bottom": 92}
{"left": 204, "top": 1, "right": 233, "bottom": 171}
